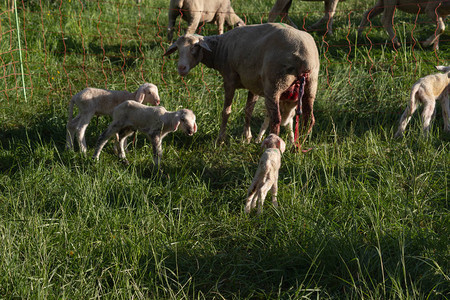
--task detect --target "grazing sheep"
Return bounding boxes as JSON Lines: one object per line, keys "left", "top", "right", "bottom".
{"left": 66, "top": 83, "right": 160, "bottom": 153}
{"left": 92, "top": 101, "right": 197, "bottom": 167}
{"left": 163, "top": 23, "right": 320, "bottom": 146}
{"left": 167, "top": 0, "right": 245, "bottom": 41}
{"left": 358, "top": 0, "right": 450, "bottom": 49}
{"left": 394, "top": 66, "right": 450, "bottom": 138}
{"left": 268, "top": 0, "right": 341, "bottom": 34}
{"left": 245, "top": 134, "right": 286, "bottom": 215}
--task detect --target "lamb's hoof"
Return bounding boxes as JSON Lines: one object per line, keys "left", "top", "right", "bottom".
{"left": 120, "top": 158, "right": 130, "bottom": 166}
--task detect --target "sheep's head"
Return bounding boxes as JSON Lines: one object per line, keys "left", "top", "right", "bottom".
{"left": 261, "top": 134, "right": 286, "bottom": 154}
{"left": 163, "top": 35, "right": 211, "bottom": 77}
{"left": 175, "top": 109, "right": 197, "bottom": 136}
{"left": 136, "top": 83, "right": 160, "bottom": 106}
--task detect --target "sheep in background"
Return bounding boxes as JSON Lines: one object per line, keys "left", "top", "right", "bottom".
{"left": 167, "top": 0, "right": 245, "bottom": 41}
{"left": 394, "top": 66, "right": 450, "bottom": 138}
{"left": 268, "top": 0, "right": 341, "bottom": 35}
{"left": 92, "top": 101, "right": 197, "bottom": 167}
{"left": 245, "top": 134, "right": 286, "bottom": 215}
{"left": 66, "top": 83, "right": 160, "bottom": 153}
{"left": 358, "top": 0, "right": 450, "bottom": 49}
{"left": 164, "top": 23, "right": 319, "bottom": 146}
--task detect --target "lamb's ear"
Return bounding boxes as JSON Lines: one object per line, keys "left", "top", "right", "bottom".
{"left": 435, "top": 65, "right": 450, "bottom": 73}
{"left": 135, "top": 88, "right": 145, "bottom": 103}
{"left": 173, "top": 120, "right": 180, "bottom": 132}
{"left": 163, "top": 43, "right": 178, "bottom": 56}
{"left": 261, "top": 139, "right": 268, "bottom": 150}
{"left": 278, "top": 138, "right": 286, "bottom": 154}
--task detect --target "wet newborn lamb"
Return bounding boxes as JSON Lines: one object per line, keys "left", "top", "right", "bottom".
{"left": 92, "top": 101, "right": 197, "bottom": 167}
{"left": 394, "top": 66, "right": 450, "bottom": 138}
{"left": 245, "top": 134, "right": 286, "bottom": 215}
{"left": 66, "top": 83, "right": 160, "bottom": 153}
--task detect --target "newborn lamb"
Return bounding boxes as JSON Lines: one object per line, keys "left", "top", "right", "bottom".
{"left": 394, "top": 66, "right": 450, "bottom": 138}
{"left": 92, "top": 101, "right": 197, "bottom": 167}
{"left": 66, "top": 83, "right": 160, "bottom": 153}
{"left": 245, "top": 134, "right": 286, "bottom": 215}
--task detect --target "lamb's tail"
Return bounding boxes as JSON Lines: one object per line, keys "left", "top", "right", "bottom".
{"left": 408, "top": 83, "right": 421, "bottom": 114}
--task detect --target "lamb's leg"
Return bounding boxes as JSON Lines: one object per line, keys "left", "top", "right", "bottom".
{"left": 217, "top": 13, "right": 225, "bottom": 35}
{"left": 358, "top": 1, "right": 384, "bottom": 36}
{"left": 117, "top": 129, "right": 134, "bottom": 164}
{"left": 394, "top": 92, "right": 420, "bottom": 138}
{"left": 271, "top": 178, "right": 279, "bottom": 209}
{"left": 149, "top": 135, "right": 162, "bottom": 167}
{"left": 217, "top": 81, "right": 236, "bottom": 143}
{"left": 66, "top": 115, "right": 80, "bottom": 150}
{"left": 421, "top": 97, "right": 436, "bottom": 137}
{"left": 441, "top": 95, "right": 450, "bottom": 132}
{"left": 256, "top": 182, "right": 271, "bottom": 215}
{"left": 243, "top": 91, "right": 258, "bottom": 143}
{"left": 92, "top": 122, "right": 122, "bottom": 161}
{"left": 77, "top": 113, "right": 94, "bottom": 154}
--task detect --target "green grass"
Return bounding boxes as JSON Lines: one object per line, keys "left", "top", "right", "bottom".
{"left": 0, "top": 0, "right": 449, "bottom": 298}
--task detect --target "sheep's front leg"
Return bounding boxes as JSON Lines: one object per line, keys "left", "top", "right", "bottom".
{"left": 185, "top": 13, "right": 202, "bottom": 35}
{"left": 308, "top": 0, "right": 339, "bottom": 34}
{"left": 150, "top": 135, "right": 163, "bottom": 167}
{"left": 243, "top": 91, "right": 258, "bottom": 143}
{"left": 358, "top": 1, "right": 384, "bottom": 37}
{"left": 381, "top": 5, "right": 401, "bottom": 47}
{"left": 168, "top": 7, "right": 180, "bottom": 41}
{"left": 217, "top": 81, "right": 236, "bottom": 143}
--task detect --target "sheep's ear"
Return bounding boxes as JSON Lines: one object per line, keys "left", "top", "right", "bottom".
{"left": 163, "top": 43, "right": 178, "bottom": 56}
{"left": 197, "top": 39, "right": 212, "bottom": 52}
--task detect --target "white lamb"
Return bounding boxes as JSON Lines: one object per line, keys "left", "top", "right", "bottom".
{"left": 66, "top": 83, "right": 160, "bottom": 153}
{"left": 245, "top": 134, "right": 286, "bottom": 215}
{"left": 394, "top": 66, "right": 450, "bottom": 138}
{"left": 92, "top": 101, "right": 197, "bottom": 167}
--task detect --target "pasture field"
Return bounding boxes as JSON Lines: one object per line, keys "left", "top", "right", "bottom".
{"left": 0, "top": 0, "right": 449, "bottom": 298}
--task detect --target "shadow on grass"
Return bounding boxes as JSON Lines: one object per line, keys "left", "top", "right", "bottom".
{"left": 137, "top": 221, "right": 448, "bottom": 298}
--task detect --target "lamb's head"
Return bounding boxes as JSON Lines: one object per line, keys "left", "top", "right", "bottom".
{"left": 435, "top": 65, "right": 450, "bottom": 74}
{"left": 163, "top": 35, "right": 212, "bottom": 77}
{"left": 261, "top": 134, "right": 286, "bottom": 154}
{"left": 175, "top": 109, "right": 197, "bottom": 136}
{"left": 136, "top": 83, "right": 160, "bottom": 105}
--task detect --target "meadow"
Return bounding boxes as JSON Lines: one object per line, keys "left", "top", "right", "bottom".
{"left": 0, "top": 0, "right": 449, "bottom": 298}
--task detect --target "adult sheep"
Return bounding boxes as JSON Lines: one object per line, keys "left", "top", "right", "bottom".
{"left": 167, "top": 0, "right": 245, "bottom": 41}
{"left": 163, "top": 23, "right": 320, "bottom": 147}
{"left": 268, "top": 0, "right": 341, "bottom": 34}
{"left": 358, "top": 0, "right": 450, "bottom": 49}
